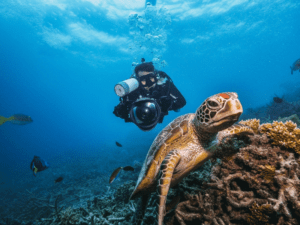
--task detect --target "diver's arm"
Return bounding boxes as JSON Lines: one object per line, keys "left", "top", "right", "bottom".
{"left": 113, "top": 101, "right": 130, "bottom": 120}
{"left": 168, "top": 83, "right": 186, "bottom": 111}
{"left": 157, "top": 71, "right": 186, "bottom": 111}
{"left": 113, "top": 92, "right": 138, "bottom": 122}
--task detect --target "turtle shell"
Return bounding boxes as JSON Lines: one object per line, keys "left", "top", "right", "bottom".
{"left": 130, "top": 113, "right": 194, "bottom": 199}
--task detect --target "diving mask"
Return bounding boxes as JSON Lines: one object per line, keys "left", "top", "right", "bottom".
{"left": 139, "top": 73, "right": 157, "bottom": 90}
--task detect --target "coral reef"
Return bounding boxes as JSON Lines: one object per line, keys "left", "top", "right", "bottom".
{"left": 259, "top": 120, "right": 300, "bottom": 155}
{"left": 166, "top": 120, "right": 300, "bottom": 225}
{"left": 240, "top": 88, "right": 300, "bottom": 124}
{"left": 266, "top": 101, "right": 300, "bottom": 120}
{"left": 31, "top": 181, "right": 137, "bottom": 225}
{"left": 278, "top": 114, "right": 300, "bottom": 127}
{"left": 0, "top": 154, "right": 140, "bottom": 225}
{"left": 239, "top": 118, "right": 260, "bottom": 134}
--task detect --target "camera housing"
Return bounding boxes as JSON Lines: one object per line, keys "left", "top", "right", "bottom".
{"left": 129, "top": 97, "right": 161, "bottom": 131}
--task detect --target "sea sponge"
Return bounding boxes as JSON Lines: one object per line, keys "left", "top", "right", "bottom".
{"left": 259, "top": 120, "right": 300, "bottom": 155}
{"left": 239, "top": 119, "right": 260, "bottom": 134}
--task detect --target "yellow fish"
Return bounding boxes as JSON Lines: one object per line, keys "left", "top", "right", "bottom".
{"left": 34, "top": 166, "right": 38, "bottom": 174}
{"left": 109, "top": 166, "right": 135, "bottom": 184}
{"left": 0, "top": 114, "right": 33, "bottom": 126}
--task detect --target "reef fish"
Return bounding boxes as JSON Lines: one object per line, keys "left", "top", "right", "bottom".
{"left": 55, "top": 177, "right": 63, "bottom": 183}
{"left": 273, "top": 97, "right": 283, "bottom": 103}
{"left": 290, "top": 58, "right": 300, "bottom": 74}
{"left": 30, "top": 156, "right": 49, "bottom": 177}
{"left": 0, "top": 114, "right": 33, "bottom": 126}
{"left": 109, "top": 166, "right": 135, "bottom": 184}
{"left": 116, "top": 142, "right": 122, "bottom": 147}
{"left": 123, "top": 166, "right": 134, "bottom": 171}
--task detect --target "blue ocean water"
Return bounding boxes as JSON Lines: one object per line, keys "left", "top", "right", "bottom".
{"left": 0, "top": 0, "right": 300, "bottom": 222}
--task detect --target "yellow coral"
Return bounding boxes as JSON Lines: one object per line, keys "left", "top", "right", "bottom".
{"left": 258, "top": 165, "right": 275, "bottom": 183}
{"left": 259, "top": 120, "right": 300, "bottom": 155}
{"left": 239, "top": 119, "right": 260, "bottom": 134}
{"left": 247, "top": 202, "right": 272, "bottom": 225}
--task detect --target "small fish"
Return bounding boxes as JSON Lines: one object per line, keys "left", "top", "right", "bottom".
{"left": 273, "top": 97, "right": 283, "bottom": 103}
{"left": 30, "top": 156, "right": 49, "bottom": 177}
{"left": 290, "top": 58, "right": 300, "bottom": 74}
{"left": 109, "top": 167, "right": 122, "bottom": 184}
{"left": 55, "top": 177, "right": 63, "bottom": 183}
{"left": 0, "top": 114, "right": 33, "bottom": 126}
{"left": 109, "top": 166, "right": 135, "bottom": 184}
{"left": 116, "top": 142, "right": 122, "bottom": 147}
{"left": 123, "top": 166, "right": 134, "bottom": 171}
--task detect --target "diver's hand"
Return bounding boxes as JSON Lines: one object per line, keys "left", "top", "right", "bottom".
{"left": 113, "top": 104, "right": 128, "bottom": 118}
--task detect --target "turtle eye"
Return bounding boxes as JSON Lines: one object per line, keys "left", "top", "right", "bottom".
{"left": 207, "top": 100, "right": 219, "bottom": 108}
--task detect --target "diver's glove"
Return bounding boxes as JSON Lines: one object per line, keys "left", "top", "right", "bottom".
{"left": 113, "top": 103, "right": 128, "bottom": 118}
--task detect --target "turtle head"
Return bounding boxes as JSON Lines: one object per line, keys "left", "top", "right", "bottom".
{"left": 193, "top": 92, "right": 243, "bottom": 134}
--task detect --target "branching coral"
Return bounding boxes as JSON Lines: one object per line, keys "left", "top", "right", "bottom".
{"left": 167, "top": 133, "right": 300, "bottom": 225}
{"left": 259, "top": 120, "right": 300, "bottom": 155}
{"left": 247, "top": 202, "right": 272, "bottom": 225}
{"left": 59, "top": 207, "right": 80, "bottom": 224}
{"left": 258, "top": 165, "right": 276, "bottom": 183}
{"left": 239, "top": 119, "right": 260, "bottom": 134}
{"left": 278, "top": 114, "right": 300, "bottom": 127}
{"left": 238, "top": 119, "right": 300, "bottom": 155}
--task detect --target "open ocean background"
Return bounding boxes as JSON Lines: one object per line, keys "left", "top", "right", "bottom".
{"left": 0, "top": 0, "right": 300, "bottom": 222}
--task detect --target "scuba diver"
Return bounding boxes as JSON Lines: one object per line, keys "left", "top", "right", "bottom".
{"left": 113, "top": 60, "right": 186, "bottom": 131}
{"left": 30, "top": 156, "right": 49, "bottom": 177}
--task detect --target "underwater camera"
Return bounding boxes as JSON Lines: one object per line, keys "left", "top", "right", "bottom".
{"left": 129, "top": 98, "right": 161, "bottom": 131}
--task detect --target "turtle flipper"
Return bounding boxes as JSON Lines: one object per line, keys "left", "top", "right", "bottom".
{"left": 220, "top": 124, "right": 254, "bottom": 136}
{"left": 206, "top": 124, "right": 254, "bottom": 153}
{"left": 132, "top": 194, "right": 150, "bottom": 225}
{"left": 217, "top": 124, "right": 254, "bottom": 145}
{"left": 157, "top": 150, "right": 181, "bottom": 225}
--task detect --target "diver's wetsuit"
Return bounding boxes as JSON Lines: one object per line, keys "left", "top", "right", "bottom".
{"left": 113, "top": 71, "right": 186, "bottom": 123}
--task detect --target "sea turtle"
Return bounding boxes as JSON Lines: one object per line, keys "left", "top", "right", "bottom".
{"left": 130, "top": 92, "right": 254, "bottom": 225}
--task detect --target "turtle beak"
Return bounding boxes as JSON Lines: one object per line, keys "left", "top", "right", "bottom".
{"left": 211, "top": 99, "right": 243, "bottom": 126}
